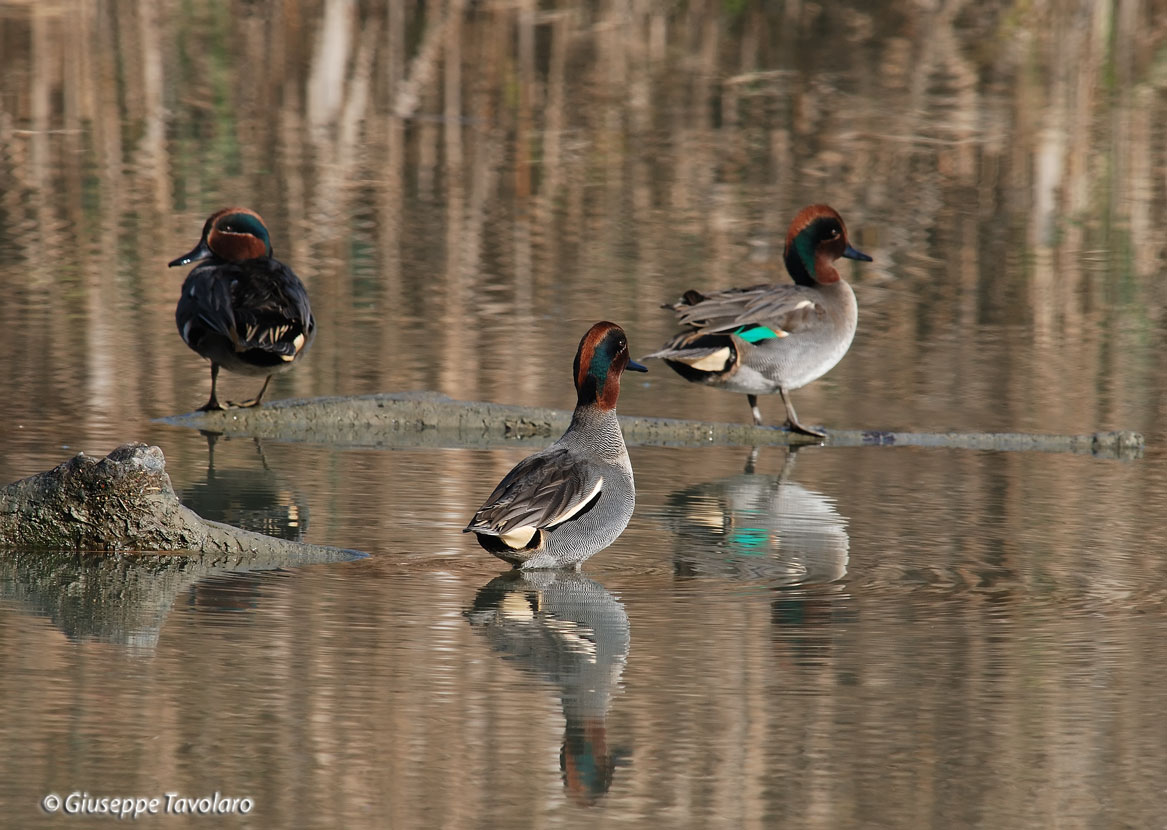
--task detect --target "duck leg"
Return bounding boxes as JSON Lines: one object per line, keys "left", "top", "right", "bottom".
{"left": 778, "top": 387, "right": 826, "bottom": 438}
{"left": 777, "top": 446, "right": 801, "bottom": 480}
{"left": 232, "top": 375, "right": 273, "bottom": 409}
{"left": 747, "top": 394, "right": 764, "bottom": 426}
{"left": 197, "top": 363, "right": 227, "bottom": 412}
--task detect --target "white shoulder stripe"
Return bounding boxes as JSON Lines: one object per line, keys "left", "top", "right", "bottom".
{"left": 497, "top": 477, "right": 604, "bottom": 549}
{"left": 550, "top": 477, "right": 604, "bottom": 525}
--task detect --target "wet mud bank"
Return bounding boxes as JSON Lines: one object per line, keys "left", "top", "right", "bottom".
{"left": 159, "top": 392, "right": 1145, "bottom": 459}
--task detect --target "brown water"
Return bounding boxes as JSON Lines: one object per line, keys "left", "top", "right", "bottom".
{"left": 2, "top": 1, "right": 1167, "bottom": 827}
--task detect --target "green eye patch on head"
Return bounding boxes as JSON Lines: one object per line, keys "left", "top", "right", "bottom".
{"left": 218, "top": 213, "right": 270, "bottom": 241}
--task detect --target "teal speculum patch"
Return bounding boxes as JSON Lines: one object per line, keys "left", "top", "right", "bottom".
{"left": 734, "top": 325, "right": 782, "bottom": 343}
{"left": 727, "top": 527, "right": 770, "bottom": 554}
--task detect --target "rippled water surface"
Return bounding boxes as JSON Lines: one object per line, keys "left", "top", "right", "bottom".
{"left": 2, "top": 1, "right": 1167, "bottom": 827}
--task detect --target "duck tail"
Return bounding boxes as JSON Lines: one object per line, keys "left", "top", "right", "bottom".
{"left": 660, "top": 289, "right": 707, "bottom": 311}
{"left": 643, "top": 332, "right": 737, "bottom": 381}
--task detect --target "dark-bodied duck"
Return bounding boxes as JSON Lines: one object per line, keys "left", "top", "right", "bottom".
{"left": 465, "top": 322, "right": 647, "bottom": 570}
{"left": 170, "top": 208, "right": 316, "bottom": 411}
{"left": 644, "top": 204, "right": 871, "bottom": 437}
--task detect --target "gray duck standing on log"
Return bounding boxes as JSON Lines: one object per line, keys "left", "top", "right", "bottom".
{"left": 644, "top": 204, "right": 871, "bottom": 437}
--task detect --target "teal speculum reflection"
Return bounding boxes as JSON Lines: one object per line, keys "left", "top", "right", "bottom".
{"left": 466, "top": 570, "right": 629, "bottom": 805}
{"left": 665, "top": 449, "right": 849, "bottom": 589}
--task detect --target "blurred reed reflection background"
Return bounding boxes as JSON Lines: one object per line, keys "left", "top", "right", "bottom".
{"left": 2, "top": 2, "right": 1167, "bottom": 828}
{"left": 2, "top": 0, "right": 1167, "bottom": 471}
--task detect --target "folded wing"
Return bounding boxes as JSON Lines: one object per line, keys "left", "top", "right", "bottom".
{"left": 669, "top": 283, "right": 824, "bottom": 337}
{"left": 228, "top": 261, "right": 315, "bottom": 357}
{"left": 466, "top": 446, "right": 604, "bottom": 549}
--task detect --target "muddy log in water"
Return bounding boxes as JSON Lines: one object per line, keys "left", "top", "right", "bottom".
{"left": 158, "top": 392, "right": 1146, "bottom": 460}
{"left": 0, "top": 443, "right": 361, "bottom": 560}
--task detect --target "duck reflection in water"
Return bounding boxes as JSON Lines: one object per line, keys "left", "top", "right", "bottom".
{"left": 181, "top": 432, "right": 308, "bottom": 543}
{"left": 666, "top": 447, "right": 848, "bottom": 589}
{"left": 180, "top": 433, "right": 308, "bottom": 614}
{"left": 466, "top": 570, "right": 629, "bottom": 805}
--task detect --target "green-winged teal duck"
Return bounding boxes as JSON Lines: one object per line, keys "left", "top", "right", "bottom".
{"left": 644, "top": 204, "right": 871, "bottom": 437}
{"left": 170, "top": 207, "right": 316, "bottom": 412}
{"left": 465, "top": 322, "right": 647, "bottom": 570}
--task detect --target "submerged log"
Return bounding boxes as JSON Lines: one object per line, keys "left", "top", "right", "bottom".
{"left": 159, "top": 392, "right": 1146, "bottom": 460}
{"left": 0, "top": 443, "right": 361, "bottom": 560}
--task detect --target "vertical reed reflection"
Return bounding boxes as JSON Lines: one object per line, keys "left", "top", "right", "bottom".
{"left": 0, "top": 7, "right": 1162, "bottom": 498}
{"left": 1, "top": 3, "right": 1167, "bottom": 824}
